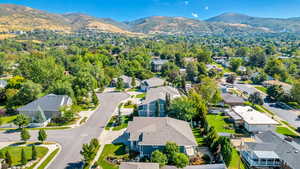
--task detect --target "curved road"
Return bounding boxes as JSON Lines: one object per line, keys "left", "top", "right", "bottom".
{"left": 0, "top": 91, "right": 130, "bottom": 169}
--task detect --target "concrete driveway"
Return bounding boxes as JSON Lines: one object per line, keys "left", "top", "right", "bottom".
{"left": 0, "top": 91, "right": 130, "bottom": 169}
{"left": 234, "top": 83, "right": 300, "bottom": 128}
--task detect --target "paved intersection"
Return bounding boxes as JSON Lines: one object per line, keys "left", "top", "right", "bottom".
{"left": 0, "top": 91, "right": 130, "bottom": 169}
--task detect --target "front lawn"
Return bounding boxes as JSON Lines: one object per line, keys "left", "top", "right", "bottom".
{"left": 135, "top": 93, "right": 146, "bottom": 99}
{"left": 0, "top": 115, "right": 17, "bottom": 125}
{"left": 206, "top": 114, "right": 236, "bottom": 134}
{"left": 276, "top": 126, "right": 299, "bottom": 138}
{"left": 37, "top": 148, "right": 59, "bottom": 169}
{"left": 254, "top": 86, "right": 267, "bottom": 93}
{"left": 105, "top": 115, "right": 133, "bottom": 131}
{"left": 0, "top": 145, "right": 48, "bottom": 166}
{"left": 97, "top": 144, "right": 129, "bottom": 169}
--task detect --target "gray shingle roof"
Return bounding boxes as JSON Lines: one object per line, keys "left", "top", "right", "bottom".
{"left": 142, "top": 86, "right": 180, "bottom": 104}
{"left": 126, "top": 117, "right": 197, "bottom": 146}
{"left": 17, "top": 94, "right": 72, "bottom": 112}
{"left": 222, "top": 93, "right": 245, "bottom": 105}
{"left": 142, "top": 77, "right": 165, "bottom": 88}
{"left": 120, "top": 162, "right": 159, "bottom": 169}
{"left": 250, "top": 131, "right": 300, "bottom": 169}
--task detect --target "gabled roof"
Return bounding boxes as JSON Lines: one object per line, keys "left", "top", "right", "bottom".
{"left": 126, "top": 117, "right": 197, "bottom": 146}
{"left": 142, "top": 86, "right": 180, "bottom": 104}
{"left": 249, "top": 131, "right": 300, "bottom": 169}
{"left": 222, "top": 93, "right": 245, "bottom": 105}
{"left": 120, "top": 162, "right": 159, "bottom": 169}
{"left": 18, "top": 94, "right": 71, "bottom": 112}
{"left": 142, "top": 77, "right": 165, "bottom": 88}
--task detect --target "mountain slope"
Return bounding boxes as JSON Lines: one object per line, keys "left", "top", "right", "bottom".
{"left": 206, "top": 12, "right": 300, "bottom": 33}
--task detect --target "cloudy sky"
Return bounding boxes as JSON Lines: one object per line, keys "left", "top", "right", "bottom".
{"left": 2, "top": 0, "right": 300, "bottom": 21}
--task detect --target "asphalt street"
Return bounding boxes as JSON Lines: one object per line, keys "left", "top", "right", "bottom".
{"left": 235, "top": 83, "right": 300, "bottom": 128}
{"left": 0, "top": 91, "right": 130, "bottom": 169}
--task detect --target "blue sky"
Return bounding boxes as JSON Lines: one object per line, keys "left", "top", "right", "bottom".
{"left": 2, "top": 0, "right": 300, "bottom": 21}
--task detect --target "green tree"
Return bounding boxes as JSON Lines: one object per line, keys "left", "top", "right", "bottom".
{"left": 20, "top": 128, "right": 30, "bottom": 142}
{"left": 267, "top": 85, "right": 284, "bottom": 101}
{"left": 151, "top": 150, "right": 168, "bottom": 167}
{"left": 169, "top": 97, "right": 197, "bottom": 121}
{"left": 38, "top": 129, "right": 47, "bottom": 143}
{"left": 21, "top": 149, "right": 27, "bottom": 165}
{"left": 229, "top": 58, "right": 243, "bottom": 72}
{"left": 13, "top": 114, "right": 30, "bottom": 129}
{"left": 196, "top": 77, "right": 222, "bottom": 105}
{"left": 15, "top": 80, "right": 42, "bottom": 105}
{"left": 5, "top": 151, "right": 12, "bottom": 167}
{"left": 116, "top": 77, "right": 125, "bottom": 90}
{"left": 226, "top": 74, "right": 236, "bottom": 84}
{"left": 249, "top": 92, "right": 264, "bottom": 105}
{"left": 32, "top": 145, "right": 37, "bottom": 160}
{"left": 172, "top": 153, "right": 189, "bottom": 168}
{"left": 92, "top": 92, "right": 99, "bottom": 106}
{"left": 164, "top": 142, "right": 179, "bottom": 163}
{"left": 291, "top": 81, "right": 300, "bottom": 104}
{"left": 218, "top": 137, "right": 233, "bottom": 166}
{"left": 131, "top": 77, "right": 136, "bottom": 88}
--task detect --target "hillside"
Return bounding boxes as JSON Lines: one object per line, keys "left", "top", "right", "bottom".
{"left": 206, "top": 12, "right": 300, "bottom": 33}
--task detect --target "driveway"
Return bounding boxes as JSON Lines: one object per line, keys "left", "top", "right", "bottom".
{"left": 234, "top": 83, "right": 300, "bottom": 128}
{"left": 0, "top": 91, "right": 130, "bottom": 169}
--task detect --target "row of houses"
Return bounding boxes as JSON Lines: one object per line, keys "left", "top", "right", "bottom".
{"left": 120, "top": 163, "right": 227, "bottom": 169}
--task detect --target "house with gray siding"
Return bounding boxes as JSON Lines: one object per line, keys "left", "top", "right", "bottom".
{"left": 125, "top": 117, "right": 197, "bottom": 158}
{"left": 241, "top": 131, "right": 300, "bottom": 169}
{"left": 17, "top": 94, "right": 72, "bottom": 127}
{"left": 138, "top": 86, "right": 180, "bottom": 117}
{"left": 111, "top": 75, "right": 140, "bottom": 88}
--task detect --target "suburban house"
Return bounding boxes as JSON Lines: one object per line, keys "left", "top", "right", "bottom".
{"left": 241, "top": 131, "right": 300, "bottom": 169}
{"left": 111, "top": 75, "right": 140, "bottom": 88}
{"left": 151, "top": 58, "right": 168, "bottom": 72}
{"left": 229, "top": 106, "right": 279, "bottom": 132}
{"left": 120, "top": 162, "right": 159, "bottom": 169}
{"left": 0, "top": 79, "right": 7, "bottom": 88}
{"left": 120, "top": 162, "right": 227, "bottom": 169}
{"left": 221, "top": 93, "right": 245, "bottom": 106}
{"left": 17, "top": 94, "right": 72, "bottom": 127}
{"left": 262, "top": 80, "right": 292, "bottom": 93}
{"left": 125, "top": 117, "right": 198, "bottom": 158}
{"left": 138, "top": 86, "right": 180, "bottom": 117}
{"left": 140, "top": 77, "right": 165, "bottom": 92}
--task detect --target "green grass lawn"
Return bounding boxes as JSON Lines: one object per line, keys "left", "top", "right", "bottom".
{"left": 97, "top": 144, "right": 128, "bottom": 169}
{"left": 192, "top": 128, "right": 205, "bottom": 146}
{"left": 123, "top": 104, "right": 135, "bottom": 109}
{"left": 255, "top": 86, "right": 267, "bottom": 93}
{"left": 135, "top": 93, "right": 146, "bottom": 99}
{"left": 37, "top": 148, "right": 59, "bottom": 169}
{"left": 228, "top": 148, "right": 246, "bottom": 169}
{"left": 0, "top": 145, "right": 48, "bottom": 166}
{"left": 276, "top": 126, "right": 299, "bottom": 138}
{"left": 106, "top": 116, "right": 132, "bottom": 131}
{"left": 0, "top": 115, "right": 17, "bottom": 125}
{"left": 207, "top": 114, "right": 236, "bottom": 134}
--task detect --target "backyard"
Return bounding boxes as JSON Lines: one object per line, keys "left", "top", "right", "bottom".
{"left": 206, "top": 114, "right": 236, "bottom": 134}
{"left": 0, "top": 145, "right": 48, "bottom": 167}
{"left": 0, "top": 115, "right": 17, "bottom": 125}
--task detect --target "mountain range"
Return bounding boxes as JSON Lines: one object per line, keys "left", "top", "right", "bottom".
{"left": 1, "top": 4, "right": 300, "bottom": 36}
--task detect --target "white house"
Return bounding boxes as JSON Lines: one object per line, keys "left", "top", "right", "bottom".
{"left": 231, "top": 106, "right": 279, "bottom": 132}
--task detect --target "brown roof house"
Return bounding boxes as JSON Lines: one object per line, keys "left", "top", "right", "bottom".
{"left": 125, "top": 117, "right": 197, "bottom": 158}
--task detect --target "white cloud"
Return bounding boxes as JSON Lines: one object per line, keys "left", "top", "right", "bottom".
{"left": 204, "top": 6, "right": 209, "bottom": 10}
{"left": 184, "top": 1, "right": 189, "bottom": 5}
{"left": 192, "top": 13, "right": 199, "bottom": 18}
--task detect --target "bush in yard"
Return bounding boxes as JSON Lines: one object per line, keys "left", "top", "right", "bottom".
{"left": 248, "top": 92, "right": 264, "bottom": 105}
{"left": 38, "top": 129, "right": 47, "bottom": 143}
{"left": 20, "top": 128, "right": 30, "bottom": 142}
{"left": 80, "top": 138, "right": 100, "bottom": 167}
{"left": 32, "top": 145, "right": 37, "bottom": 160}
{"left": 151, "top": 150, "right": 168, "bottom": 167}
{"left": 164, "top": 142, "right": 179, "bottom": 163}
{"left": 172, "top": 153, "right": 189, "bottom": 168}
{"left": 13, "top": 114, "right": 30, "bottom": 129}
{"left": 21, "top": 148, "right": 27, "bottom": 165}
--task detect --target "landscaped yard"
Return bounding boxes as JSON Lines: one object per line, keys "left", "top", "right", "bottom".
{"left": 37, "top": 148, "right": 59, "bottom": 169}
{"left": 207, "top": 114, "right": 236, "bottom": 134}
{"left": 192, "top": 128, "right": 205, "bottom": 146}
{"left": 276, "top": 126, "right": 299, "bottom": 138}
{"left": 97, "top": 144, "right": 129, "bottom": 169}
{"left": 254, "top": 86, "right": 267, "bottom": 93}
{"left": 0, "top": 145, "right": 48, "bottom": 166}
{"left": 135, "top": 93, "right": 146, "bottom": 99}
{"left": 105, "top": 115, "right": 133, "bottom": 131}
{"left": 0, "top": 115, "right": 17, "bottom": 125}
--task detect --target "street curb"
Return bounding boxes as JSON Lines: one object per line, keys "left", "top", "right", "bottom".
{"left": 43, "top": 143, "right": 62, "bottom": 169}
